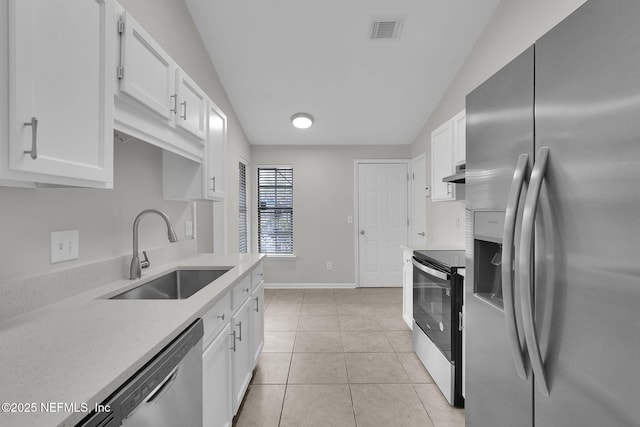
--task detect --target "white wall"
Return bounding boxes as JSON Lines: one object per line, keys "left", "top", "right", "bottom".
{"left": 0, "top": 0, "right": 250, "bottom": 282}
{"left": 411, "top": 0, "right": 588, "bottom": 246}
{"left": 251, "top": 144, "right": 410, "bottom": 284}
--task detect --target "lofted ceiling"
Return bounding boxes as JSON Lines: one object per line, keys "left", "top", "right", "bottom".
{"left": 185, "top": 0, "right": 499, "bottom": 146}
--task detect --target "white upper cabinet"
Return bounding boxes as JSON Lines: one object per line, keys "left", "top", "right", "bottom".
{"left": 431, "top": 120, "right": 455, "bottom": 201}
{"left": 452, "top": 110, "right": 466, "bottom": 165}
{"left": 114, "top": 5, "right": 206, "bottom": 162}
{"left": 205, "top": 101, "right": 227, "bottom": 200}
{"left": 119, "top": 11, "right": 176, "bottom": 122}
{"left": 431, "top": 109, "right": 465, "bottom": 202}
{"left": 175, "top": 69, "right": 207, "bottom": 140}
{"left": 3, "top": 0, "right": 115, "bottom": 187}
{"left": 162, "top": 99, "right": 226, "bottom": 201}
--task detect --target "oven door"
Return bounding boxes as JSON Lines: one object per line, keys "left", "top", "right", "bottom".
{"left": 412, "top": 258, "right": 453, "bottom": 361}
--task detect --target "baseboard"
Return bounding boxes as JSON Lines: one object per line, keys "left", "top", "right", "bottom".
{"left": 265, "top": 282, "right": 356, "bottom": 289}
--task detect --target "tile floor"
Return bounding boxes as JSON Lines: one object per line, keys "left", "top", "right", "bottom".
{"left": 234, "top": 287, "right": 465, "bottom": 427}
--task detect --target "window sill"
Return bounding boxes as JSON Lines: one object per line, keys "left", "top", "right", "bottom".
{"left": 263, "top": 254, "right": 297, "bottom": 260}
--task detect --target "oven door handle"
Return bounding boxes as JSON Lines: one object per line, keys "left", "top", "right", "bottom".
{"left": 502, "top": 153, "right": 530, "bottom": 380}
{"left": 412, "top": 258, "right": 448, "bottom": 281}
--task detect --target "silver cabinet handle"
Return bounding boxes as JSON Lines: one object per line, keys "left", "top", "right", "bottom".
{"left": 230, "top": 330, "right": 236, "bottom": 351}
{"left": 23, "top": 117, "right": 38, "bottom": 159}
{"left": 243, "top": 287, "right": 250, "bottom": 293}
{"left": 502, "top": 153, "right": 529, "bottom": 380}
{"left": 210, "top": 177, "right": 216, "bottom": 192}
{"left": 417, "top": 232, "right": 426, "bottom": 237}
{"left": 458, "top": 311, "right": 464, "bottom": 332}
{"left": 217, "top": 313, "right": 225, "bottom": 320}
{"left": 254, "top": 296, "right": 259, "bottom": 312}
{"left": 170, "top": 94, "right": 177, "bottom": 113}
{"left": 519, "top": 146, "right": 550, "bottom": 396}
{"left": 180, "top": 101, "right": 187, "bottom": 120}
{"left": 446, "top": 182, "right": 452, "bottom": 195}
{"left": 236, "top": 321, "right": 242, "bottom": 341}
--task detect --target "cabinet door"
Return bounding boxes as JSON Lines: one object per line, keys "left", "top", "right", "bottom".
{"left": 431, "top": 120, "right": 455, "bottom": 201}
{"left": 119, "top": 11, "right": 176, "bottom": 121}
{"left": 250, "top": 283, "right": 265, "bottom": 368}
{"left": 176, "top": 69, "right": 207, "bottom": 140}
{"left": 8, "top": 0, "right": 114, "bottom": 185}
{"left": 205, "top": 101, "right": 227, "bottom": 200}
{"left": 452, "top": 110, "right": 466, "bottom": 165}
{"left": 231, "top": 298, "right": 252, "bottom": 415}
{"left": 203, "top": 324, "right": 233, "bottom": 427}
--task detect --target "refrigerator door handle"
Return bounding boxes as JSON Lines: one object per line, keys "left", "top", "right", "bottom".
{"left": 519, "top": 146, "right": 550, "bottom": 396}
{"left": 502, "top": 153, "right": 530, "bottom": 380}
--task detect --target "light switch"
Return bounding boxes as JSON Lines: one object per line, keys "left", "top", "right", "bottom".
{"left": 50, "top": 230, "right": 79, "bottom": 264}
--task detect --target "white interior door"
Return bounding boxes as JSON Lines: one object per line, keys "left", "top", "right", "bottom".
{"left": 411, "top": 154, "right": 427, "bottom": 246}
{"left": 357, "top": 162, "right": 408, "bottom": 287}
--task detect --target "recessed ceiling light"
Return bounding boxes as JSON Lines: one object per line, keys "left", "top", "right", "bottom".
{"left": 291, "top": 113, "right": 314, "bottom": 129}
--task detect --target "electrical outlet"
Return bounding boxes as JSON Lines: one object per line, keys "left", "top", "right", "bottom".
{"left": 326, "top": 261, "right": 333, "bottom": 270}
{"left": 50, "top": 230, "right": 79, "bottom": 264}
{"left": 185, "top": 221, "right": 194, "bottom": 237}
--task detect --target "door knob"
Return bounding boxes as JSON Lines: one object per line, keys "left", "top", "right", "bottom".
{"left": 360, "top": 230, "right": 365, "bottom": 235}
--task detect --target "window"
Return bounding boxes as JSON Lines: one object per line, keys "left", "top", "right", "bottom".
{"left": 239, "top": 161, "right": 248, "bottom": 253}
{"left": 257, "top": 167, "right": 293, "bottom": 254}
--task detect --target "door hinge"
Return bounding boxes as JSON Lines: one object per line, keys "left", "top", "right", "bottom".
{"left": 412, "top": 173, "right": 415, "bottom": 180}
{"left": 407, "top": 173, "right": 410, "bottom": 182}
{"left": 117, "top": 18, "right": 125, "bottom": 34}
{"left": 407, "top": 218, "right": 410, "bottom": 227}
{"left": 117, "top": 65, "right": 124, "bottom": 80}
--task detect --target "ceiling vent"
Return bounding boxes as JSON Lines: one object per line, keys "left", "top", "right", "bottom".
{"left": 370, "top": 18, "right": 403, "bottom": 40}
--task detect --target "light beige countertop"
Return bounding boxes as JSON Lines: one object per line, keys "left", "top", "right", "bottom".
{"left": 0, "top": 253, "right": 264, "bottom": 427}
{"left": 401, "top": 244, "right": 465, "bottom": 252}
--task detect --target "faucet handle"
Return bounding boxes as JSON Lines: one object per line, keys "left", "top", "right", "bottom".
{"left": 140, "top": 251, "right": 150, "bottom": 269}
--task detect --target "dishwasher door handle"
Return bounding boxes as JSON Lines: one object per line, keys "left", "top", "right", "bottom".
{"left": 144, "top": 366, "right": 180, "bottom": 405}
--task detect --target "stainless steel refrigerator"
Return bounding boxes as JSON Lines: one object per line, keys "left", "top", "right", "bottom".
{"left": 465, "top": 1, "right": 640, "bottom": 426}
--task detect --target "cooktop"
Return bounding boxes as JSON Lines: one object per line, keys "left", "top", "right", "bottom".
{"left": 414, "top": 250, "right": 466, "bottom": 270}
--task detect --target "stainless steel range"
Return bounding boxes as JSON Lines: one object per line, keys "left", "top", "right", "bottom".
{"left": 412, "top": 249, "right": 465, "bottom": 407}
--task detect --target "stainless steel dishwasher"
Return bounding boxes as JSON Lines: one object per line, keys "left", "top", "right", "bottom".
{"left": 79, "top": 319, "right": 203, "bottom": 427}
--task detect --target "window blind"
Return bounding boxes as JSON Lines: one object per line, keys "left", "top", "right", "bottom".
{"left": 238, "top": 161, "right": 248, "bottom": 253}
{"left": 257, "top": 167, "right": 293, "bottom": 254}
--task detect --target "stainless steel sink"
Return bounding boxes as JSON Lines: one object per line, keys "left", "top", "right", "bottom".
{"left": 110, "top": 268, "right": 232, "bottom": 300}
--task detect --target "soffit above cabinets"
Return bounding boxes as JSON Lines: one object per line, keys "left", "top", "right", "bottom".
{"left": 184, "top": 0, "right": 499, "bottom": 146}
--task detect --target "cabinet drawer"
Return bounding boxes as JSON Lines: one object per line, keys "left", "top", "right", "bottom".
{"left": 231, "top": 276, "right": 252, "bottom": 312}
{"left": 251, "top": 263, "right": 264, "bottom": 290}
{"left": 202, "top": 291, "right": 231, "bottom": 348}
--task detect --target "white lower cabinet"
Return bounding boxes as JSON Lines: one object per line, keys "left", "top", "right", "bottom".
{"left": 202, "top": 323, "right": 233, "bottom": 427}
{"left": 231, "top": 297, "right": 253, "bottom": 415}
{"left": 250, "top": 283, "right": 265, "bottom": 367}
{"left": 200, "top": 262, "right": 264, "bottom": 421}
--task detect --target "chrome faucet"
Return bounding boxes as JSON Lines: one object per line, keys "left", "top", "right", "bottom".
{"left": 130, "top": 209, "right": 179, "bottom": 279}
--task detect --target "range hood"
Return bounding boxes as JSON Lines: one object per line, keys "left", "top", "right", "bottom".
{"left": 443, "top": 163, "right": 465, "bottom": 184}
